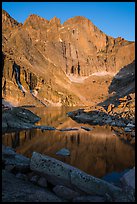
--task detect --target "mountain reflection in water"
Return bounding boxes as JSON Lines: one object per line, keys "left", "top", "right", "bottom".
{"left": 2, "top": 107, "right": 135, "bottom": 179}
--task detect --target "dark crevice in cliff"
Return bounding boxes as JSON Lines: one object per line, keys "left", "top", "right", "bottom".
{"left": 2, "top": 53, "right": 5, "bottom": 78}
{"left": 78, "top": 61, "right": 81, "bottom": 76}
{"left": 31, "top": 92, "right": 47, "bottom": 107}
{"left": 12, "top": 62, "right": 25, "bottom": 95}
{"left": 2, "top": 80, "right": 6, "bottom": 95}
{"left": 29, "top": 73, "right": 37, "bottom": 91}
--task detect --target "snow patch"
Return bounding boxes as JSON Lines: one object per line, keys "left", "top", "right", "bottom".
{"left": 66, "top": 74, "right": 88, "bottom": 83}
{"left": 59, "top": 38, "right": 63, "bottom": 42}
{"left": 91, "top": 71, "right": 115, "bottom": 76}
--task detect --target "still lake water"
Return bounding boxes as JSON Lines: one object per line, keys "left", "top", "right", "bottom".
{"left": 2, "top": 107, "right": 135, "bottom": 183}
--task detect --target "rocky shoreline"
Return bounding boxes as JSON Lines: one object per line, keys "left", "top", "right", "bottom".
{"left": 2, "top": 98, "right": 135, "bottom": 202}
{"left": 67, "top": 93, "right": 135, "bottom": 145}
{"left": 2, "top": 145, "right": 135, "bottom": 202}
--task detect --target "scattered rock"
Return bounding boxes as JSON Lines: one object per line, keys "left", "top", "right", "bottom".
{"left": 37, "top": 177, "right": 48, "bottom": 188}
{"left": 119, "top": 96, "right": 128, "bottom": 102}
{"left": 124, "top": 127, "right": 132, "bottom": 132}
{"left": 56, "top": 148, "right": 70, "bottom": 156}
{"left": 107, "top": 104, "right": 114, "bottom": 113}
{"left": 53, "top": 185, "right": 80, "bottom": 201}
{"left": 126, "top": 123, "right": 135, "bottom": 128}
{"left": 2, "top": 170, "right": 64, "bottom": 202}
{"left": 30, "top": 175, "right": 39, "bottom": 184}
{"left": 16, "top": 173, "right": 28, "bottom": 181}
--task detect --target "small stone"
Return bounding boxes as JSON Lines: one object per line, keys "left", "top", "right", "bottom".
{"left": 30, "top": 175, "right": 39, "bottom": 184}
{"left": 81, "top": 126, "right": 92, "bottom": 131}
{"left": 107, "top": 104, "right": 114, "bottom": 113}
{"left": 126, "top": 123, "right": 135, "bottom": 128}
{"left": 56, "top": 148, "right": 70, "bottom": 156}
{"left": 124, "top": 127, "right": 132, "bottom": 132}
{"left": 16, "top": 173, "right": 28, "bottom": 181}
{"left": 53, "top": 185, "right": 80, "bottom": 201}
{"left": 5, "top": 165, "right": 14, "bottom": 172}
{"left": 37, "top": 177, "right": 48, "bottom": 188}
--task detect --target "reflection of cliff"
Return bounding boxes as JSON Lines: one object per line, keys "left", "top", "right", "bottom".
{"left": 2, "top": 125, "right": 134, "bottom": 178}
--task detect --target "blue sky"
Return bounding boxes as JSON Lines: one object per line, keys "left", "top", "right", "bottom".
{"left": 2, "top": 2, "right": 135, "bottom": 41}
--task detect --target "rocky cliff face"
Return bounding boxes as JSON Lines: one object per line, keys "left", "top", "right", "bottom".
{"left": 2, "top": 10, "right": 135, "bottom": 106}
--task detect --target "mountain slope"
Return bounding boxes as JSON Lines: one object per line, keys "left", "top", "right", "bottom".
{"left": 2, "top": 10, "right": 135, "bottom": 107}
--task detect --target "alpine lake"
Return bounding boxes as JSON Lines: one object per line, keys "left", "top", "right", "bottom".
{"left": 2, "top": 106, "right": 135, "bottom": 186}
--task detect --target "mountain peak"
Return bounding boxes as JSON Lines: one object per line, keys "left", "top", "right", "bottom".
{"left": 49, "top": 16, "right": 61, "bottom": 26}
{"left": 63, "top": 16, "right": 92, "bottom": 26}
{"left": 23, "top": 14, "right": 49, "bottom": 28}
{"left": 2, "top": 9, "right": 20, "bottom": 28}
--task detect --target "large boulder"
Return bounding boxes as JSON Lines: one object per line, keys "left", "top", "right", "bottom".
{"left": 30, "top": 152, "right": 133, "bottom": 201}
{"left": 2, "top": 145, "right": 30, "bottom": 173}
{"left": 2, "top": 107, "right": 40, "bottom": 132}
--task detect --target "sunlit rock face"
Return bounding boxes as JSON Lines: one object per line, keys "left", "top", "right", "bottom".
{"left": 2, "top": 10, "right": 135, "bottom": 107}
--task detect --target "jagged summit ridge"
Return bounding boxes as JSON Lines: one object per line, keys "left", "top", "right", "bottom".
{"left": 2, "top": 10, "right": 135, "bottom": 107}
{"left": 2, "top": 9, "right": 21, "bottom": 28}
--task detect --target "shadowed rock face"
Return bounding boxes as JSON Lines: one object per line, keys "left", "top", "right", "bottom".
{"left": 2, "top": 107, "right": 41, "bottom": 133}
{"left": 2, "top": 10, "right": 135, "bottom": 106}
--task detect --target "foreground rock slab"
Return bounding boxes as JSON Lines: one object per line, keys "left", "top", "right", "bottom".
{"left": 2, "top": 170, "right": 64, "bottom": 202}
{"left": 30, "top": 152, "right": 134, "bottom": 201}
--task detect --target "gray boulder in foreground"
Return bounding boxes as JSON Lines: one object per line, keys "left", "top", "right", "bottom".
{"left": 30, "top": 152, "right": 133, "bottom": 201}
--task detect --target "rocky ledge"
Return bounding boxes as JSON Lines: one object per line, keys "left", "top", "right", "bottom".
{"left": 67, "top": 93, "right": 135, "bottom": 145}
{"left": 2, "top": 145, "right": 135, "bottom": 202}
{"left": 2, "top": 106, "right": 41, "bottom": 133}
